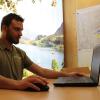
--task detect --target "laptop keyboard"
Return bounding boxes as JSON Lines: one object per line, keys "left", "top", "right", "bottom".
{"left": 57, "top": 76, "right": 94, "bottom": 83}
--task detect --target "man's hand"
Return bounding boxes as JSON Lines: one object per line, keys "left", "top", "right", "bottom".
{"left": 65, "top": 72, "right": 88, "bottom": 77}
{"left": 15, "top": 75, "right": 48, "bottom": 91}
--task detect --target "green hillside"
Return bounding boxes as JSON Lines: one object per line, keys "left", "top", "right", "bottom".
{"left": 32, "top": 34, "right": 64, "bottom": 52}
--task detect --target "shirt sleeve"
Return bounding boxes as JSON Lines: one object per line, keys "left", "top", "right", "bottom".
{"left": 22, "top": 52, "right": 33, "bottom": 68}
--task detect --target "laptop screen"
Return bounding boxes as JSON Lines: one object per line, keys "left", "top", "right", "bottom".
{"left": 90, "top": 46, "right": 100, "bottom": 82}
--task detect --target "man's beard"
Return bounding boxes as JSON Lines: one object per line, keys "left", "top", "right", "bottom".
{"left": 6, "top": 31, "right": 19, "bottom": 44}
{"left": 8, "top": 37, "right": 19, "bottom": 44}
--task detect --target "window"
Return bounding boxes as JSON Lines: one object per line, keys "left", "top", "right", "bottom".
{"left": 0, "top": 0, "right": 64, "bottom": 74}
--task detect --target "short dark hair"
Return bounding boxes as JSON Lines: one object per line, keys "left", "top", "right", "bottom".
{"left": 1, "top": 13, "right": 24, "bottom": 31}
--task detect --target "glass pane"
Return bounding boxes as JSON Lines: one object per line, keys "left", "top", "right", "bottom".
{"left": 0, "top": 0, "right": 64, "bottom": 71}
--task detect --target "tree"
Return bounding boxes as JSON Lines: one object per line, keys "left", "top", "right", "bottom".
{"left": 23, "top": 69, "right": 33, "bottom": 78}
{"left": 0, "top": 0, "right": 57, "bottom": 13}
{"left": 52, "top": 59, "right": 59, "bottom": 71}
{"left": 0, "top": 0, "right": 17, "bottom": 13}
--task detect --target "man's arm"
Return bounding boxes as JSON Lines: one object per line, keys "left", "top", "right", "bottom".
{"left": 0, "top": 75, "right": 48, "bottom": 91}
{"left": 27, "top": 63, "right": 82, "bottom": 79}
{"left": 0, "top": 75, "right": 18, "bottom": 89}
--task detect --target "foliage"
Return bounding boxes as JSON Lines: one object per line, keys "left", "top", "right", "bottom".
{"left": 0, "top": 0, "right": 17, "bottom": 12}
{"left": 32, "top": 34, "right": 64, "bottom": 52}
{"left": 0, "top": 0, "right": 4, "bottom": 5}
{"left": 23, "top": 69, "right": 33, "bottom": 78}
{"left": 35, "top": 35, "right": 46, "bottom": 40}
{"left": 52, "top": 59, "right": 59, "bottom": 71}
{"left": 0, "top": 0, "right": 56, "bottom": 12}
{"left": 0, "top": 0, "right": 42, "bottom": 13}
{"left": 41, "top": 34, "right": 63, "bottom": 46}
{"left": 32, "top": 0, "right": 42, "bottom": 4}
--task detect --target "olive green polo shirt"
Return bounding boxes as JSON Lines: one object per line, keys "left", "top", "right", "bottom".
{"left": 0, "top": 41, "right": 33, "bottom": 80}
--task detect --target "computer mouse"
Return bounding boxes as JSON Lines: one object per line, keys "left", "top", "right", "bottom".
{"left": 24, "top": 83, "right": 49, "bottom": 92}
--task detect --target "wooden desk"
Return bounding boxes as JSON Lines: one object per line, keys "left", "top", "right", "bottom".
{"left": 0, "top": 67, "right": 100, "bottom": 100}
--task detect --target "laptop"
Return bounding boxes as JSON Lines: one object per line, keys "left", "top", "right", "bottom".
{"left": 53, "top": 46, "right": 100, "bottom": 87}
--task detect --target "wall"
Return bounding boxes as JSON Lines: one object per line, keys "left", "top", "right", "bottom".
{"left": 63, "top": 0, "right": 100, "bottom": 67}
{"left": 76, "top": 0, "right": 100, "bottom": 9}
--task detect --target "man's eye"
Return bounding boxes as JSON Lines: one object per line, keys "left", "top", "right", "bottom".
{"left": 14, "top": 28, "right": 21, "bottom": 31}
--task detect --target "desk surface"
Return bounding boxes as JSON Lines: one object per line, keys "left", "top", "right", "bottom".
{"left": 0, "top": 67, "right": 100, "bottom": 100}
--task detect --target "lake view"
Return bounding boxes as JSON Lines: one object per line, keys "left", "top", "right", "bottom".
{"left": 16, "top": 43, "right": 64, "bottom": 70}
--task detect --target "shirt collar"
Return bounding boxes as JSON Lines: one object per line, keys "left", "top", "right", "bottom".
{"left": 0, "top": 39, "right": 13, "bottom": 51}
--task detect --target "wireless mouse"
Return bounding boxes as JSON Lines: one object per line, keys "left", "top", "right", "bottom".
{"left": 24, "top": 83, "right": 49, "bottom": 92}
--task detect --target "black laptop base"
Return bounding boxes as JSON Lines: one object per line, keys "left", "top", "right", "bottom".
{"left": 53, "top": 82, "right": 98, "bottom": 87}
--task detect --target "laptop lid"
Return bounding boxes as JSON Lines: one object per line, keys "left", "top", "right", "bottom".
{"left": 90, "top": 46, "right": 100, "bottom": 83}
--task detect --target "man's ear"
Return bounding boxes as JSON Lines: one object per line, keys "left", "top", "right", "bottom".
{"left": 2, "top": 25, "right": 8, "bottom": 33}
{"left": 1, "top": 25, "right": 8, "bottom": 37}
{"left": 2, "top": 25, "right": 7, "bottom": 30}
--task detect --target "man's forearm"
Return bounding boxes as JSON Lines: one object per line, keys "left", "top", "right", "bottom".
{"left": 28, "top": 64, "right": 85, "bottom": 79}
{"left": 0, "top": 75, "right": 18, "bottom": 89}
{"left": 38, "top": 68, "right": 67, "bottom": 78}
{"left": 28, "top": 64, "right": 67, "bottom": 79}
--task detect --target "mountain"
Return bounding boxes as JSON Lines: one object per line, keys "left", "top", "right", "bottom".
{"left": 55, "top": 23, "right": 63, "bottom": 35}
{"left": 32, "top": 23, "right": 64, "bottom": 52}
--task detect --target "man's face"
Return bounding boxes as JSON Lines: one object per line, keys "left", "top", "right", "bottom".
{"left": 6, "top": 19, "right": 23, "bottom": 44}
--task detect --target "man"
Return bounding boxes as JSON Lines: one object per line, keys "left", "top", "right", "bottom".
{"left": 0, "top": 13, "right": 83, "bottom": 91}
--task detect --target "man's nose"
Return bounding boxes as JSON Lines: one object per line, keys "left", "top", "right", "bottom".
{"left": 19, "top": 31, "right": 22, "bottom": 36}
